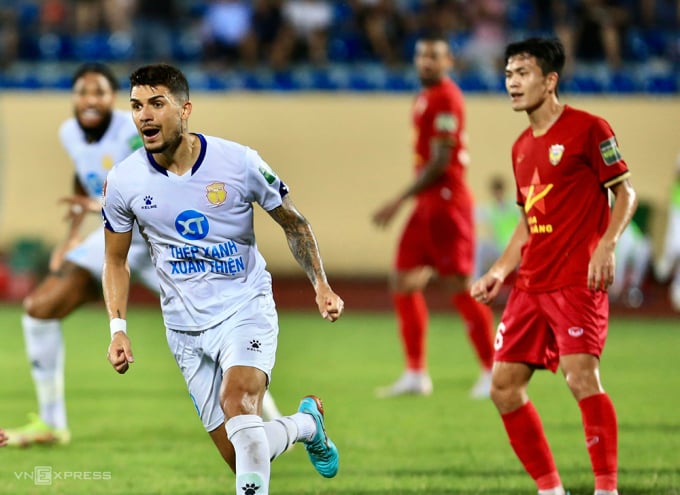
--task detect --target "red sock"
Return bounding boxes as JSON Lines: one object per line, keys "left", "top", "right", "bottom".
{"left": 502, "top": 402, "right": 561, "bottom": 490}
{"left": 452, "top": 292, "right": 495, "bottom": 369}
{"left": 393, "top": 292, "right": 428, "bottom": 370}
{"left": 579, "top": 393, "right": 618, "bottom": 491}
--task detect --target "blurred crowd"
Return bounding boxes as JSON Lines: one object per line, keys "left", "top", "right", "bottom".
{"left": 1, "top": 0, "right": 679, "bottom": 80}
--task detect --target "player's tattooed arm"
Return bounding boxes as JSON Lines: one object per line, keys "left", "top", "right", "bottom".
{"left": 268, "top": 196, "right": 344, "bottom": 322}
{"left": 267, "top": 196, "right": 328, "bottom": 288}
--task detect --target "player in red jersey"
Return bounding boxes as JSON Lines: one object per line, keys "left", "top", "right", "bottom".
{"left": 372, "top": 33, "right": 495, "bottom": 399}
{"left": 471, "top": 38, "right": 637, "bottom": 495}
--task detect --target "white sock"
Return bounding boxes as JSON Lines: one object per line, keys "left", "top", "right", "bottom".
{"left": 22, "top": 315, "right": 66, "bottom": 429}
{"left": 595, "top": 490, "right": 618, "bottom": 495}
{"left": 290, "top": 411, "right": 316, "bottom": 442}
{"left": 263, "top": 418, "right": 296, "bottom": 460}
{"left": 538, "top": 488, "right": 565, "bottom": 495}
{"left": 226, "top": 415, "right": 270, "bottom": 495}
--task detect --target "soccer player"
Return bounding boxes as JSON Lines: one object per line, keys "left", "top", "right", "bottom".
{"left": 4, "top": 63, "right": 158, "bottom": 447}
{"left": 102, "top": 64, "right": 343, "bottom": 494}
{"left": 474, "top": 175, "right": 520, "bottom": 281}
{"left": 4, "top": 62, "right": 284, "bottom": 447}
{"left": 372, "top": 33, "right": 495, "bottom": 399}
{"left": 655, "top": 156, "right": 680, "bottom": 311}
{"left": 471, "top": 37, "right": 637, "bottom": 495}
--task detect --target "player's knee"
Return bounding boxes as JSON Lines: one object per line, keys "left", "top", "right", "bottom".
{"left": 23, "top": 287, "right": 73, "bottom": 320}
{"left": 564, "top": 369, "right": 602, "bottom": 400}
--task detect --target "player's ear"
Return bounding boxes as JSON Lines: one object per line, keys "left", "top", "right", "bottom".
{"left": 181, "top": 101, "right": 192, "bottom": 120}
{"left": 546, "top": 71, "right": 559, "bottom": 94}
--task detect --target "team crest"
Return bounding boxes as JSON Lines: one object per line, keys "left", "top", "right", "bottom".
{"left": 206, "top": 182, "right": 227, "bottom": 205}
{"left": 102, "top": 154, "right": 114, "bottom": 170}
{"left": 548, "top": 144, "right": 564, "bottom": 165}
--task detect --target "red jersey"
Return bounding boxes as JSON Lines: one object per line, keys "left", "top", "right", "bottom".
{"left": 512, "top": 105, "right": 630, "bottom": 291}
{"left": 412, "top": 77, "right": 472, "bottom": 207}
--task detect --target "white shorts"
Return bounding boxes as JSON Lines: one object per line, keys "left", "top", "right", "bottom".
{"left": 165, "top": 293, "right": 279, "bottom": 431}
{"left": 65, "top": 227, "right": 159, "bottom": 292}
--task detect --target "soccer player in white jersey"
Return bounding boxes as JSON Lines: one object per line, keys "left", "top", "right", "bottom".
{"left": 6, "top": 63, "right": 281, "bottom": 448}
{"left": 5, "top": 63, "right": 153, "bottom": 447}
{"left": 102, "top": 64, "right": 344, "bottom": 493}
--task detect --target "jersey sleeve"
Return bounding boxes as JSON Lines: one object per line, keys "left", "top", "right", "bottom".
{"left": 586, "top": 117, "right": 630, "bottom": 188}
{"left": 430, "top": 91, "right": 461, "bottom": 144}
{"left": 244, "top": 148, "right": 289, "bottom": 211}
{"left": 101, "top": 169, "right": 135, "bottom": 233}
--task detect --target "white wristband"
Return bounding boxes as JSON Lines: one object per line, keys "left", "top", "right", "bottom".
{"left": 110, "top": 318, "right": 127, "bottom": 338}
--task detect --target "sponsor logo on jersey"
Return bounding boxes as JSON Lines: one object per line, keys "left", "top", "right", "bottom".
{"left": 599, "top": 137, "right": 622, "bottom": 166}
{"left": 549, "top": 144, "right": 564, "bottom": 165}
{"left": 568, "top": 326, "right": 584, "bottom": 337}
{"left": 258, "top": 163, "right": 277, "bottom": 185}
{"left": 521, "top": 168, "right": 553, "bottom": 215}
{"left": 206, "top": 182, "right": 227, "bottom": 206}
{"left": 86, "top": 172, "right": 105, "bottom": 197}
{"left": 175, "top": 210, "right": 209, "bottom": 240}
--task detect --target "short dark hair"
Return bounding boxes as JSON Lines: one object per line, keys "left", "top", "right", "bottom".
{"left": 129, "top": 64, "right": 190, "bottom": 103}
{"left": 504, "top": 37, "right": 565, "bottom": 77}
{"left": 72, "top": 62, "right": 119, "bottom": 91}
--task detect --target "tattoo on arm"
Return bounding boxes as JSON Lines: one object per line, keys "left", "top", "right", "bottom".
{"left": 268, "top": 198, "right": 327, "bottom": 287}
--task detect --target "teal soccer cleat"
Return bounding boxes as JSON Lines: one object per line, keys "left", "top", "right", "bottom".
{"left": 298, "top": 395, "right": 339, "bottom": 478}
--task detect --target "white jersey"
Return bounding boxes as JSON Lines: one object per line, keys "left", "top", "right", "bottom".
{"left": 102, "top": 134, "right": 288, "bottom": 331}
{"left": 60, "top": 109, "right": 158, "bottom": 289}
{"left": 59, "top": 109, "right": 142, "bottom": 199}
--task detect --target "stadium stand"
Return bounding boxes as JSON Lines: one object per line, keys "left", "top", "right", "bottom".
{"left": 0, "top": 0, "right": 677, "bottom": 93}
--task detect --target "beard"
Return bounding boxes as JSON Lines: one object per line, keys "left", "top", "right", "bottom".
{"left": 144, "top": 128, "right": 182, "bottom": 155}
{"left": 77, "top": 110, "right": 113, "bottom": 143}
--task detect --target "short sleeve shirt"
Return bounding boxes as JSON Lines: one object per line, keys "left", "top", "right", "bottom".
{"left": 512, "top": 105, "right": 630, "bottom": 291}
{"left": 103, "top": 134, "right": 288, "bottom": 330}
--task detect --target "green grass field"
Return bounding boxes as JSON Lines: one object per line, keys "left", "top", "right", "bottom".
{"left": 0, "top": 303, "right": 678, "bottom": 494}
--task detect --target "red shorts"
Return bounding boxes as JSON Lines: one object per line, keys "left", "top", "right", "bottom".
{"left": 494, "top": 286, "right": 609, "bottom": 372}
{"left": 396, "top": 201, "right": 474, "bottom": 276}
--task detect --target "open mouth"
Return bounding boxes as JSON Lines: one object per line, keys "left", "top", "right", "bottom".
{"left": 142, "top": 127, "right": 160, "bottom": 138}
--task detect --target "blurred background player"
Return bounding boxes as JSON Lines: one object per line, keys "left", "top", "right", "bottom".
{"left": 474, "top": 174, "right": 520, "bottom": 281}
{"left": 471, "top": 37, "right": 636, "bottom": 495}
{"left": 610, "top": 215, "right": 651, "bottom": 308}
{"left": 4, "top": 62, "right": 157, "bottom": 447}
{"left": 655, "top": 155, "right": 680, "bottom": 311}
{"left": 0, "top": 428, "right": 7, "bottom": 447}
{"left": 372, "top": 33, "right": 495, "bottom": 399}
{"left": 5, "top": 62, "right": 281, "bottom": 447}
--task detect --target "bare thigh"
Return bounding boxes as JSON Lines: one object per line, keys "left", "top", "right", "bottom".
{"left": 23, "top": 261, "right": 100, "bottom": 319}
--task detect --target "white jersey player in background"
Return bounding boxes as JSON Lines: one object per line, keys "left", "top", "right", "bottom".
{"left": 102, "top": 64, "right": 343, "bottom": 494}
{"left": 6, "top": 63, "right": 280, "bottom": 447}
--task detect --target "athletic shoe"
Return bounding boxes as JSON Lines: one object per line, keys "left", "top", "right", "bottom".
{"left": 298, "top": 395, "right": 339, "bottom": 478}
{"left": 469, "top": 370, "right": 492, "bottom": 399}
{"left": 375, "top": 371, "right": 433, "bottom": 398}
{"left": 4, "top": 413, "right": 71, "bottom": 447}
